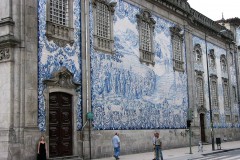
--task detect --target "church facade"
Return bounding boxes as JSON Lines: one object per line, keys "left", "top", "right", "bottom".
{"left": 0, "top": 0, "right": 240, "bottom": 159}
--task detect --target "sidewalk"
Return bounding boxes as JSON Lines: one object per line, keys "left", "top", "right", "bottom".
{"left": 92, "top": 140, "right": 240, "bottom": 160}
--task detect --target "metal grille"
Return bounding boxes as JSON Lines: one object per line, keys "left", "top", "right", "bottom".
{"left": 141, "top": 21, "right": 151, "bottom": 52}
{"left": 223, "top": 81, "right": 229, "bottom": 107}
{"left": 50, "top": 0, "right": 69, "bottom": 26}
{"left": 96, "top": 2, "right": 110, "bottom": 39}
{"left": 196, "top": 78, "right": 204, "bottom": 106}
{"left": 173, "top": 36, "right": 182, "bottom": 61}
{"left": 211, "top": 81, "right": 218, "bottom": 107}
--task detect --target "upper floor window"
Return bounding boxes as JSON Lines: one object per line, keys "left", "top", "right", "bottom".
{"left": 222, "top": 78, "right": 229, "bottom": 108}
{"left": 50, "top": 0, "right": 69, "bottom": 26}
{"left": 235, "top": 115, "right": 239, "bottom": 123}
{"left": 93, "top": 0, "right": 116, "bottom": 54}
{"left": 170, "top": 25, "right": 184, "bottom": 72}
{"left": 220, "top": 55, "right": 227, "bottom": 72}
{"left": 232, "top": 86, "right": 237, "bottom": 102}
{"left": 194, "top": 44, "right": 202, "bottom": 63}
{"left": 136, "top": 10, "right": 156, "bottom": 66}
{"left": 195, "top": 71, "right": 204, "bottom": 107}
{"left": 209, "top": 49, "right": 216, "bottom": 68}
{"left": 46, "top": 0, "right": 74, "bottom": 47}
{"left": 214, "top": 114, "right": 219, "bottom": 123}
{"left": 225, "top": 115, "right": 231, "bottom": 123}
{"left": 210, "top": 75, "right": 218, "bottom": 108}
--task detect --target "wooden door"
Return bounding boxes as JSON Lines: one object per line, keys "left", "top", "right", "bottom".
{"left": 49, "top": 92, "right": 73, "bottom": 158}
{"left": 200, "top": 113, "right": 206, "bottom": 142}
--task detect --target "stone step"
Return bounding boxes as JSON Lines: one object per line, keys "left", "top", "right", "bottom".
{"left": 48, "top": 155, "right": 82, "bottom": 160}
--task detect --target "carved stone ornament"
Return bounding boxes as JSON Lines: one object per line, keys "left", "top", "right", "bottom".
{"left": 43, "top": 67, "right": 80, "bottom": 89}
{"left": 0, "top": 48, "right": 10, "bottom": 61}
{"left": 92, "top": 0, "right": 117, "bottom": 14}
{"left": 197, "top": 105, "right": 207, "bottom": 114}
{"left": 170, "top": 25, "right": 183, "bottom": 39}
{"left": 136, "top": 10, "right": 156, "bottom": 28}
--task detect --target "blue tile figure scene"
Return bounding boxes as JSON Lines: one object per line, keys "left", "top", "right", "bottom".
{"left": 2, "top": 0, "right": 240, "bottom": 159}
{"left": 90, "top": 0, "right": 189, "bottom": 130}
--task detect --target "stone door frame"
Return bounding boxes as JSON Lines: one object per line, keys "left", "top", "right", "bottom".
{"left": 43, "top": 67, "right": 80, "bottom": 158}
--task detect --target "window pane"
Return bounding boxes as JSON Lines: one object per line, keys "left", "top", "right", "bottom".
{"left": 50, "top": 0, "right": 69, "bottom": 26}
{"left": 96, "top": 2, "right": 110, "bottom": 39}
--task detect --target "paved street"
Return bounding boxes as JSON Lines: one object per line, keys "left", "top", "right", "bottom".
{"left": 192, "top": 149, "right": 240, "bottom": 160}
{"left": 93, "top": 141, "right": 240, "bottom": 160}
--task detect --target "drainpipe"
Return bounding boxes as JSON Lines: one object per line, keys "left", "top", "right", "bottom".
{"left": 204, "top": 33, "right": 215, "bottom": 151}
{"left": 84, "top": 0, "right": 92, "bottom": 159}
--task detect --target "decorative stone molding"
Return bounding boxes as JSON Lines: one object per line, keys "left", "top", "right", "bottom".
{"left": 136, "top": 9, "right": 156, "bottom": 66}
{"left": 0, "top": 48, "right": 10, "bottom": 62}
{"left": 0, "top": 17, "right": 14, "bottom": 27}
{"left": 148, "top": 0, "right": 234, "bottom": 41}
{"left": 197, "top": 105, "right": 207, "bottom": 114}
{"left": 43, "top": 67, "right": 80, "bottom": 89}
{"left": 0, "top": 34, "right": 19, "bottom": 48}
{"left": 170, "top": 25, "right": 184, "bottom": 40}
{"left": 195, "top": 70, "right": 204, "bottom": 76}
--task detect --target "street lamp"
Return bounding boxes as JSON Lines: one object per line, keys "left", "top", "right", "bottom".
{"left": 205, "top": 33, "right": 215, "bottom": 151}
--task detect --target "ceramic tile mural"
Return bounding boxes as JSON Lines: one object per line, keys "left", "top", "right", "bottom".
{"left": 37, "top": 0, "right": 82, "bottom": 131}
{"left": 237, "top": 27, "right": 240, "bottom": 46}
{"left": 90, "top": 0, "right": 188, "bottom": 130}
{"left": 193, "top": 36, "right": 240, "bottom": 128}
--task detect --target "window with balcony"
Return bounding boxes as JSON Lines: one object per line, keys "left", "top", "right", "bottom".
{"left": 222, "top": 78, "right": 229, "bottom": 108}
{"left": 170, "top": 25, "right": 184, "bottom": 71}
{"left": 210, "top": 75, "right": 218, "bottom": 108}
{"left": 136, "top": 10, "right": 156, "bottom": 66}
{"left": 93, "top": 0, "right": 116, "bottom": 54}
{"left": 195, "top": 71, "right": 204, "bottom": 107}
{"left": 46, "top": 0, "right": 74, "bottom": 47}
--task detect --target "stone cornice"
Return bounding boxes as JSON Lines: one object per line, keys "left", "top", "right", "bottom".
{"left": 0, "top": 34, "right": 19, "bottom": 48}
{"left": 147, "top": 0, "right": 234, "bottom": 41}
{"left": 0, "top": 17, "right": 14, "bottom": 27}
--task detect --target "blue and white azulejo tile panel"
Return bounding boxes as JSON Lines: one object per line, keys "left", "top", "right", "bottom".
{"left": 90, "top": 0, "right": 188, "bottom": 130}
{"left": 193, "top": 35, "right": 240, "bottom": 128}
{"left": 37, "top": 0, "right": 82, "bottom": 131}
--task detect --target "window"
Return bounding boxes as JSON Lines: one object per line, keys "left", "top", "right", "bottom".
{"left": 194, "top": 44, "right": 202, "bottom": 63}
{"left": 235, "top": 116, "right": 239, "bottom": 123}
{"left": 93, "top": 0, "right": 116, "bottom": 54}
{"left": 209, "top": 49, "right": 216, "bottom": 68}
{"left": 214, "top": 114, "right": 219, "bottom": 123}
{"left": 46, "top": 0, "right": 74, "bottom": 47}
{"left": 50, "top": 0, "right": 69, "bottom": 26}
{"left": 220, "top": 55, "right": 227, "bottom": 72}
{"left": 136, "top": 10, "right": 156, "bottom": 65}
{"left": 225, "top": 115, "right": 231, "bottom": 123}
{"left": 232, "top": 86, "right": 237, "bottom": 102}
{"left": 222, "top": 78, "right": 229, "bottom": 108}
{"left": 210, "top": 75, "right": 218, "bottom": 108}
{"left": 195, "top": 71, "right": 204, "bottom": 107}
{"left": 170, "top": 25, "right": 184, "bottom": 71}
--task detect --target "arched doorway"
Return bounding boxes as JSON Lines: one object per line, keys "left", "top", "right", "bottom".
{"left": 200, "top": 113, "right": 206, "bottom": 142}
{"left": 49, "top": 92, "right": 73, "bottom": 158}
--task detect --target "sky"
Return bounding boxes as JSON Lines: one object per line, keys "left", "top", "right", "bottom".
{"left": 188, "top": 0, "right": 240, "bottom": 21}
